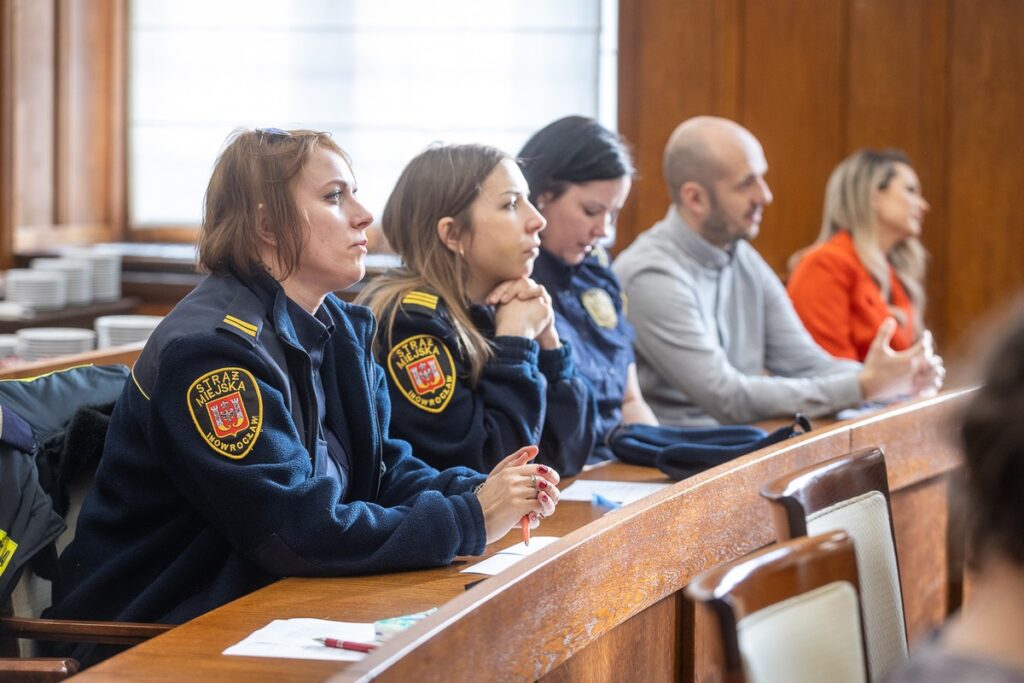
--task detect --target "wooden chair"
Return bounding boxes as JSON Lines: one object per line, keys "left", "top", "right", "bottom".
{"left": 686, "top": 531, "right": 869, "bottom": 683}
{"left": 760, "top": 447, "right": 906, "bottom": 682}
{"left": 1, "top": 484, "right": 171, "bottom": 680}
{"left": 0, "top": 345, "right": 171, "bottom": 680}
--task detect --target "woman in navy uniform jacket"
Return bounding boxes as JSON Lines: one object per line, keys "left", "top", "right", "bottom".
{"left": 520, "top": 117, "right": 659, "bottom": 461}
{"left": 358, "top": 145, "right": 597, "bottom": 476}
{"left": 46, "top": 129, "right": 562, "bottom": 667}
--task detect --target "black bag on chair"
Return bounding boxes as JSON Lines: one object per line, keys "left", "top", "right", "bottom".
{"left": 609, "top": 415, "right": 812, "bottom": 480}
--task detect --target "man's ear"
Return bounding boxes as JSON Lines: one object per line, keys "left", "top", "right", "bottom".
{"left": 679, "top": 181, "right": 710, "bottom": 217}
{"left": 436, "top": 216, "right": 463, "bottom": 255}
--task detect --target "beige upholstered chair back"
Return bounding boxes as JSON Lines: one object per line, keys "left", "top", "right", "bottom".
{"left": 807, "top": 491, "right": 906, "bottom": 679}
{"left": 738, "top": 580, "right": 867, "bottom": 683}
{"left": 761, "top": 447, "right": 907, "bottom": 682}
{"left": 686, "top": 531, "right": 869, "bottom": 683}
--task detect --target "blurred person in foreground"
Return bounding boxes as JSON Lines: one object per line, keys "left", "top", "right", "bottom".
{"left": 886, "top": 301, "right": 1024, "bottom": 682}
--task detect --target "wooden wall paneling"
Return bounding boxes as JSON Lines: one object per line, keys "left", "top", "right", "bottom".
{"left": 56, "top": 0, "right": 112, "bottom": 226}
{"left": 542, "top": 594, "right": 682, "bottom": 683}
{"left": 4, "top": 0, "right": 124, "bottom": 254}
{"left": 741, "top": 0, "right": 846, "bottom": 275}
{"left": 11, "top": 0, "right": 56, "bottom": 230}
{"left": 890, "top": 477, "right": 953, "bottom": 643}
{"left": 0, "top": 1, "right": 14, "bottom": 267}
{"left": 846, "top": 0, "right": 952, "bottom": 345}
{"left": 616, "top": 0, "right": 736, "bottom": 252}
{"left": 946, "top": 0, "right": 1024, "bottom": 344}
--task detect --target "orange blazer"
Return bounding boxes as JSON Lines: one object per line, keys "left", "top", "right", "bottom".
{"left": 787, "top": 231, "right": 915, "bottom": 361}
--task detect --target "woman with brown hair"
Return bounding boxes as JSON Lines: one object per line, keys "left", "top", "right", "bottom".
{"left": 358, "top": 144, "right": 597, "bottom": 476}
{"left": 47, "top": 129, "right": 561, "bottom": 666}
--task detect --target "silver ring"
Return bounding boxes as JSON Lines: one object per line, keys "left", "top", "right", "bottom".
{"left": 530, "top": 474, "right": 538, "bottom": 489}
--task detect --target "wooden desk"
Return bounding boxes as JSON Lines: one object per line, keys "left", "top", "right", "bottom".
{"left": 71, "top": 391, "right": 971, "bottom": 682}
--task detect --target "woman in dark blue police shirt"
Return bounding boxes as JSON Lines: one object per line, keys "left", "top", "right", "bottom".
{"left": 358, "top": 144, "right": 597, "bottom": 476}
{"left": 520, "top": 117, "right": 659, "bottom": 461}
{"left": 47, "top": 129, "right": 561, "bottom": 666}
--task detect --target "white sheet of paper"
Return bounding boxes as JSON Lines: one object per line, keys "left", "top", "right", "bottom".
{"left": 222, "top": 618, "right": 376, "bottom": 661}
{"left": 836, "top": 402, "right": 887, "bottom": 421}
{"left": 460, "top": 536, "right": 560, "bottom": 576}
{"left": 558, "top": 480, "right": 670, "bottom": 504}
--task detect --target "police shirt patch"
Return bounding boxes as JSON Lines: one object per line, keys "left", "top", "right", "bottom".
{"left": 387, "top": 334, "right": 456, "bottom": 413}
{"left": 581, "top": 288, "right": 618, "bottom": 328}
{"left": 187, "top": 367, "right": 263, "bottom": 459}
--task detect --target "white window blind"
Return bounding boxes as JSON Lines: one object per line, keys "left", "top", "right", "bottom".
{"left": 130, "top": 0, "right": 618, "bottom": 226}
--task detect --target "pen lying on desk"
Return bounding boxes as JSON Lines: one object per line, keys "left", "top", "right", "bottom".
{"left": 315, "top": 638, "right": 379, "bottom": 653}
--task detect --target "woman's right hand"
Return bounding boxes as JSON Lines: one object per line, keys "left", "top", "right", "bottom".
{"left": 858, "top": 318, "right": 943, "bottom": 402}
{"left": 474, "top": 445, "right": 561, "bottom": 545}
{"left": 491, "top": 278, "right": 555, "bottom": 341}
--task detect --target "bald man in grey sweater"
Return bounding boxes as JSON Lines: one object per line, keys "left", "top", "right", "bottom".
{"left": 613, "top": 117, "right": 943, "bottom": 426}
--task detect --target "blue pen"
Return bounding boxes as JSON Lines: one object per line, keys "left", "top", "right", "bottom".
{"left": 592, "top": 493, "right": 622, "bottom": 510}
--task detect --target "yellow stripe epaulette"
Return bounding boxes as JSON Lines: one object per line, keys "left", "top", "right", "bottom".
{"left": 401, "top": 291, "right": 439, "bottom": 311}
{"left": 222, "top": 314, "right": 258, "bottom": 338}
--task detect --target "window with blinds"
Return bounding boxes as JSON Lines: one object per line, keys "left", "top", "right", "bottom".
{"left": 129, "top": 0, "right": 618, "bottom": 227}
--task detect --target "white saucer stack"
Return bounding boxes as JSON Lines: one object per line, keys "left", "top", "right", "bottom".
{"left": 15, "top": 327, "right": 96, "bottom": 361}
{"left": 94, "top": 315, "right": 163, "bottom": 348}
{"left": 4, "top": 269, "right": 68, "bottom": 311}
{"left": 0, "top": 334, "right": 18, "bottom": 359}
{"left": 64, "top": 248, "right": 122, "bottom": 302}
{"left": 30, "top": 258, "right": 94, "bottom": 306}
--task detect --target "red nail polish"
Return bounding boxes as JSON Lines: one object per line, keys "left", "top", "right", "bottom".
{"left": 540, "top": 492, "right": 549, "bottom": 502}
{"left": 537, "top": 465, "right": 550, "bottom": 474}
{"left": 537, "top": 479, "right": 548, "bottom": 489}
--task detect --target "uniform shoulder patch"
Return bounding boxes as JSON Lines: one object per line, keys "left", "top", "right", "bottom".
{"left": 581, "top": 288, "right": 618, "bottom": 328}
{"left": 399, "top": 290, "right": 441, "bottom": 317}
{"left": 221, "top": 314, "right": 259, "bottom": 338}
{"left": 386, "top": 334, "right": 457, "bottom": 413}
{"left": 187, "top": 367, "right": 263, "bottom": 459}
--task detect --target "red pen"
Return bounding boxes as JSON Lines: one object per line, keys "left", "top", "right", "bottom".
{"left": 521, "top": 514, "right": 530, "bottom": 546}
{"left": 315, "top": 638, "right": 378, "bottom": 653}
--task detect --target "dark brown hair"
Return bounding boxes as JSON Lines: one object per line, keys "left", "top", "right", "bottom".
{"left": 197, "top": 128, "right": 347, "bottom": 279}
{"left": 960, "top": 300, "right": 1024, "bottom": 567}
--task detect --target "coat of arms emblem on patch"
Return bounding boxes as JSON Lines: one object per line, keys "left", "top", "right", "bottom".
{"left": 188, "top": 367, "right": 263, "bottom": 459}
{"left": 387, "top": 334, "right": 457, "bottom": 413}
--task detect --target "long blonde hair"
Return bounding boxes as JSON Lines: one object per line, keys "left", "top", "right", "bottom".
{"left": 357, "top": 144, "right": 508, "bottom": 383}
{"left": 818, "top": 149, "right": 927, "bottom": 333}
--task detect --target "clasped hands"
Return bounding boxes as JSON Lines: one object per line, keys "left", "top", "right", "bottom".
{"left": 488, "top": 278, "right": 561, "bottom": 350}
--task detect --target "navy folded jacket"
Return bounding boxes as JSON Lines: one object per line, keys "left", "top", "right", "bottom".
{"left": 609, "top": 415, "right": 812, "bottom": 480}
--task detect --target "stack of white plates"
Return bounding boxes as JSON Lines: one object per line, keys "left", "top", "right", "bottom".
{"left": 15, "top": 327, "right": 96, "bottom": 361}
{"left": 4, "top": 269, "right": 68, "bottom": 310}
{"left": 95, "top": 315, "right": 163, "bottom": 348}
{"left": 0, "top": 334, "right": 18, "bottom": 359}
{"left": 64, "top": 248, "right": 121, "bottom": 302}
{"left": 30, "top": 258, "right": 94, "bottom": 306}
